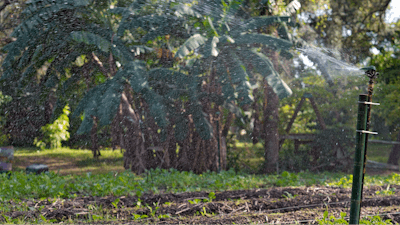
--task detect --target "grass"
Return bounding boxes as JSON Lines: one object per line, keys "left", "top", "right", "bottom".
{"left": 13, "top": 147, "right": 124, "bottom": 175}
{"left": 229, "top": 142, "right": 395, "bottom": 173}
{"left": 1, "top": 145, "right": 399, "bottom": 224}
{"left": 367, "top": 143, "right": 393, "bottom": 163}
{"left": 11, "top": 141, "right": 395, "bottom": 177}
{"left": 1, "top": 144, "right": 397, "bottom": 202}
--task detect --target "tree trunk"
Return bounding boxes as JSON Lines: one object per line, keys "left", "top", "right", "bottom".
{"left": 387, "top": 131, "right": 400, "bottom": 165}
{"left": 90, "top": 116, "right": 101, "bottom": 158}
{"left": 262, "top": 81, "right": 280, "bottom": 173}
{"left": 119, "top": 92, "right": 147, "bottom": 174}
{"left": 220, "top": 112, "right": 233, "bottom": 170}
{"left": 44, "top": 91, "right": 57, "bottom": 124}
{"left": 251, "top": 88, "right": 260, "bottom": 144}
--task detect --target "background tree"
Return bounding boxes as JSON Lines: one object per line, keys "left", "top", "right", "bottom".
{"left": 299, "top": 0, "right": 391, "bottom": 63}
{"left": 1, "top": 0, "right": 296, "bottom": 173}
{"left": 370, "top": 23, "right": 400, "bottom": 165}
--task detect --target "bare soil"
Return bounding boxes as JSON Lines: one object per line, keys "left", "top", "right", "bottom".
{"left": 3, "top": 185, "right": 400, "bottom": 224}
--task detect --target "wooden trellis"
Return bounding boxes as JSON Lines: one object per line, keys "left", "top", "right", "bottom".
{"left": 279, "top": 93, "right": 326, "bottom": 151}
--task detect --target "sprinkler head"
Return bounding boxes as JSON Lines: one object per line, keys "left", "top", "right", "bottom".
{"left": 361, "top": 66, "right": 378, "bottom": 79}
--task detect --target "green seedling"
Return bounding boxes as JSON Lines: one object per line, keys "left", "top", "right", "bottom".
{"left": 200, "top": 207, "right": 206, "bottom": 216}
{"left": 132, "top": 213, "right": 148, "bottom": 220}
{"left": 164, "top": 201, "right": 172, "bottom": 206}
{"left": 147, "top": 205, "right": 160, "bottom": 217}
{"left": 188, "top": 199, "right": 202, "bottom": 204}
{"left": 375, "top": 185, "right": 395, "bottom": 196}
{"left": 158, "top": 214, "right": 170, "bottom": 219}
{"left": 203, "top": 192, "right": 216, "bottom": 202}
{"left": 39, "top": 214, "right": 49, "bottom": 223}
{"left": 111, "top": 198, "right": 120, "bottom": 209}
{"left": 317, "top": 211, "right": 347, "bottom": 224}
{"left": 282, "top": 191, "right": 297, "bottom": 199}
{"left": 2, "top": 215, "right": 12, "bottom": 224}
{"left": 317, "top": 211, "right": 392, "bottom": 224}
{"left": 92, "top": 214, "right": 103, "bottom": 221}
{"left": 376, "top": 189, "right": 395, "bottom": 196}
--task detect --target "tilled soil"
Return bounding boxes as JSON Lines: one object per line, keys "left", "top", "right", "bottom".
{"left": 3, "top": 185, "right": 400, "bottom": 224}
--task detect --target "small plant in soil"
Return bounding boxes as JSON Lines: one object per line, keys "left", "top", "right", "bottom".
{"left": 375, "top": 185, "right": 396, "bottom": 196}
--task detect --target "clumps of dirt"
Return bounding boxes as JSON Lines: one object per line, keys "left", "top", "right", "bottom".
{"left": 2, "top": 185, "right": 400, "bottom": 224}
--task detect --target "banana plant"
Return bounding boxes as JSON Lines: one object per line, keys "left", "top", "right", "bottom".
{"left": 1, "top": 0, "right": 296, "bottom": 173}
{"left": 168, "top": 0, "right": 296, "bottom": 172}
{"left": 173, "top": 0, "right": 294, "bottom": 100}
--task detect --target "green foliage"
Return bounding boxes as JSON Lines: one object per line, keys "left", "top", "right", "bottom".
{"left": 34, "top": 105, "right": 70, "bottom": 149}
{"left": 2, "top": 166, "right": 400, "bottom": 202}
{"left": 1, "top": 0, "right": 296, "bottom": 147}
{"left": 175, "top": 34, "right": 207, "bottom": 58}
{"left": 132, "top": 213, "right": 148, "bottom": 220}
{"left": 0, "top": 91, "right": 12, "bottom": 106}
{"left": 326, "top": 173, "right": 400, "bottom": 188}
{"left": 317, "top": 211, "right": 349, "bottom": 224}
{"left": 375, "top": 80, "right": 400, "bottom": 132}
{"left": 275, "top": 171, "right": 299, "bottom": 187}
{"left": 310, "top": 127, "right": 355, "bottom": 171}
{"left": 0, "top": 92, "right": 12, "bottom": 145}
{"left": 317, "top": 210, "right": 392, "bottom": 224}
{"left": 111, "top": 198, "right": 120, "bottom": 209}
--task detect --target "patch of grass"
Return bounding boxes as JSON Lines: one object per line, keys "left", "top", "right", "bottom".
{"left": 230, "top": 141, "right": 394, "bottom": 173}
{"left": 13, "top": 147, "right": 124, "bottom": 175}
{"left": 367, "top": 143, "right": 393, "bottom": 163}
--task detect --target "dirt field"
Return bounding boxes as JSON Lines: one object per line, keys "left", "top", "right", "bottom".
{"left": 3, "top": 185, "right": 400, "bottom": 224}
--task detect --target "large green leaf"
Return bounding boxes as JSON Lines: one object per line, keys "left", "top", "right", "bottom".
{"left": 240, "top": 49, "right": 292, "bottom": 99}
{"left": 187, "top": 99, "right": 213, "bottom": 140}
{"left": 199, "top": 36, "right": 219, "bottom": 58}
{"left": 229, "top": 54, "right": 252, "bottom": 106}
{"left": 141, "top": 89, "right": 168, "bottom": 128}
{"left": 70, "top": 31, "right": 110, "bottom": 53}
{"left": 277, "top": 23, "right": 291, "bottom": 41}
{"left": 173, "top": 4, "right": 202, "bottom": 18}
{"left": 148, "top": 68, "right": 191, "bottom": 87}
{"left": 175, "top": 34, "right": 207, "bottom": 58}
{"left": 130, "top": 45, "right": 154, "bottom": 56}
{"left": 121, "top": 61, "right": 169, "bottom": 128}
{"left": 98, "top": 79, "right": 123, "bottom": 126}
{"left": 75, "top": 87, "right": 103, "bottom": 134}
{"left": 122, "top": 61, "right": 149, "bottom": 92}
{"left": 174, "top": 113, "right": 189, "bottom": 141}
{"left": 184, "top": 74, "right": 213, "bottom": 140}
{"left": 72, "top": 87, "right": 99, "bottom": 118}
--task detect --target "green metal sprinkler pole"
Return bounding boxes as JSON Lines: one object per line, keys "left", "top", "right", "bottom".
{"left": 349, "top": 94, "right": 369, "bottom": 224}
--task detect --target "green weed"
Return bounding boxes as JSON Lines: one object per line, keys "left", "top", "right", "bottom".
{"left": 375, "top": 185, "right": 396, "bottom": 196}
{"left": 188, "top": 199, "right": 202, "bottom": 204}
{"left": 2, "top": 167, "right": 400, "bottom": 202}
{"left": 317, "top": 210, "right": 393, "bottom": 224}
{"left": 132, "top": 213, "right": 148, "bottom": 220}
{"left": 111, "top": 198, "right": 120, "bottom": 209}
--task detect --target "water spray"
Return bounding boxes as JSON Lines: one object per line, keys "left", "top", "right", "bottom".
{"left": 349, "top": 66, "right": 379, "bottom": 224}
